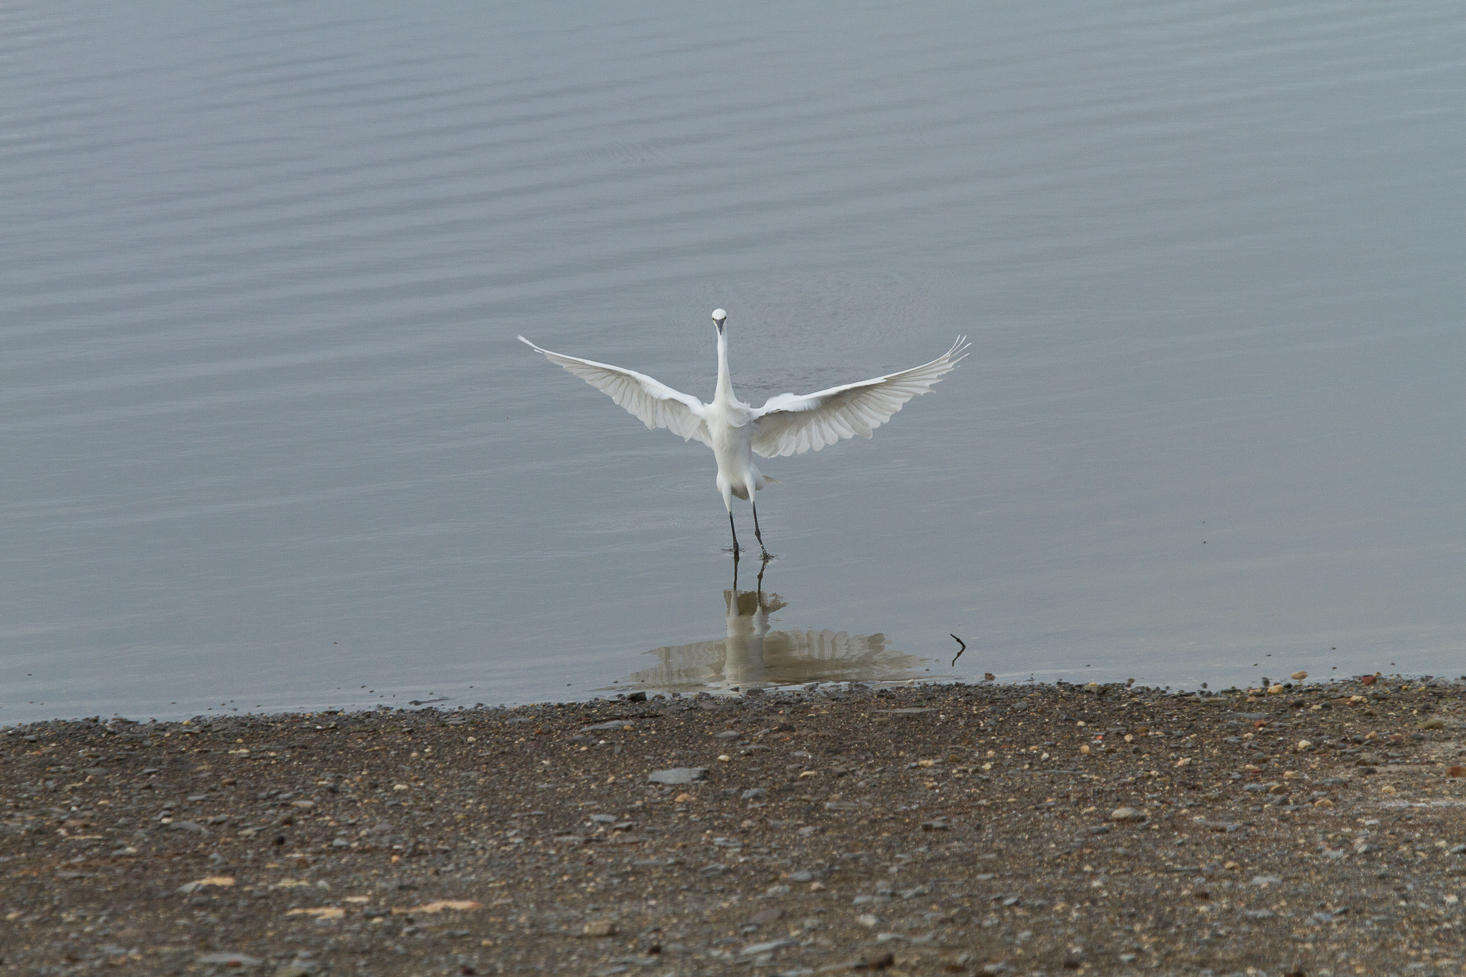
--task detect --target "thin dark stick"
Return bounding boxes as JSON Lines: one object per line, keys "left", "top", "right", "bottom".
{"left": 950, "top": 633, "right": 967, "bottom": 667}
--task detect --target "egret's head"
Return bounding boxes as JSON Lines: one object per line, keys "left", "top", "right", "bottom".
{"left": 711, "top": 308, "right": 727, "bottom": 335}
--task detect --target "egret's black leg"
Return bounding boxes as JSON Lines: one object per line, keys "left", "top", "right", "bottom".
{"left": 728, "top": 510, "right": 740, "bottom": 561}
{"left": 752, "top": 500, "right": 771, "bottom": 559}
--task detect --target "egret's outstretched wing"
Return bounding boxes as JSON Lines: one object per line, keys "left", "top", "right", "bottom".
{"left": 750, "top": 336, "right": 970, "bottom": 458}
{"left": 518, "top": 336, "right": 710, "bottom": 445}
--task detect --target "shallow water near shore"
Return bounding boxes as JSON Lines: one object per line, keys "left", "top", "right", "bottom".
{"left": 3, "top": 1, "right": 1464, "bottom": 723}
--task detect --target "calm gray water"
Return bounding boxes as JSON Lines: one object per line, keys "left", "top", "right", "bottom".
{"left": 3, "top": 0, "right": 1463, "bottom": 723}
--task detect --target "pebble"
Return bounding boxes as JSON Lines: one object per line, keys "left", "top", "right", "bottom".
{"left": 856, "top": 913, "right": 880, "bottom": 928}
{"left": 740, "top": 938, "right": 794, "bottom": 956}
{"left": 197, "top": 952, "right": 262, "bottom": 967}
{"left": 1109, "top": 807, "right": 1146, "bottom": 822}
{"left": 177, "top": 876, "right": 235, "bottom": 894}
{"left": 581, "top": 720, "right": 635, "bottom": 733}
{"left": 749, "top": 907, "right": 784, "bottom": 925}
{"left": 582, "top": 919, "right": 617, "bottom": 937}
{"left": 649, "top": 767, "right": 707, "bottom": 785}
{"left": 851, "top": 949, "right": 896, "bottom": 969}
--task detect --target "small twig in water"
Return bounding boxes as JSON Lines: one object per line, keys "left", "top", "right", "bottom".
{"left": 950, "top": 633, "right": 967, "bottom": 667}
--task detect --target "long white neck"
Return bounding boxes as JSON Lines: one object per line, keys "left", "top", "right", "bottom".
{"left": 714, "top": 331, "right": 733, "bottom": 402}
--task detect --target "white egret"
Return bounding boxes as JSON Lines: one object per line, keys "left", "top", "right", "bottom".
{"left": 518, "top": 309, "right": 970, "bottom": 559}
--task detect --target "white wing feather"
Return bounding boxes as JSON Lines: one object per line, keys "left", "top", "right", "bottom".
{"left": 518, "top": 336, "right": 711, "bottom": 445}
{"left": 750, "top": 336, "right": 970, "bottom": 458}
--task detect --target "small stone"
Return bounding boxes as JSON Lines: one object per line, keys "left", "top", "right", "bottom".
{"left": 1296, "top": 739, "right": 1312, "bottom": 751}
{"left": 177, "top": 876, "right": 235, "bottom": 894}
{"left": 169, "top": 820, "right": 207, "bottom": 835}
{"left": 582, "top": 919, "right": 617, "bottom": 938}
{"left": 1291, "top": 671, "right": 1308, "bottom": 681}
{"left": 649, "top": 767, "right": 707, "bottom": 785}
{"left": 741, "top": 788, "right": 768, "bottom": 800}
{"left": 851, "top": 950, "right": 896, "bottom": 970}
{"left": 581, "top": 720, "right": 634, "bottom": 733}
{"left": 740, "top": 938, "right": 793, "bottom": 956}
{"left": 1109, "top": 807, "right": 1146, "bottom": 823}
{"left": 920, "top": 817, "right": 951, "bottom": 831}
{"left": 856, "top": 913, "right": 880, "bottom": 928}
{"left": 274, "top": 964, "right": 314, "bottom": 977}
{"left": 196, "top": 952, "right": 262, "bottom": 967}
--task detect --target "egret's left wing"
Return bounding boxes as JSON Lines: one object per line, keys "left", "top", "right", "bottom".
{"left": 518, "top": 336, "right": 711, "bottom": 445}
{"left": 749, "top": 336, "right": 970, "bottom": 458}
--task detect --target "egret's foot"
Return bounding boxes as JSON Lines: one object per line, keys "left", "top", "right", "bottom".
{"left": 759, "top": 548, "right": 774, "bottom": 562}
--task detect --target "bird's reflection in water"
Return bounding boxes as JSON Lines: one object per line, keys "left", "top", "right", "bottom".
{"left": 622, "top": 561, "right": 928, "bottom": 693}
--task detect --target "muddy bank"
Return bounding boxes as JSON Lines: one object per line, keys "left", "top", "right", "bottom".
{"left": 4, "top": 678, "right": 1466, "bottom": 976}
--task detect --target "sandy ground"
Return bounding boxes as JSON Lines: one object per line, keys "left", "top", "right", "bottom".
{"left": 5, "top": 678, "right": 1466, "bottom": 976}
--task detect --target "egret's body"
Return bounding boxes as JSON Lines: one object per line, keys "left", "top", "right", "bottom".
{"left": 519, "top": 309, "right": 969, "bottom": 559}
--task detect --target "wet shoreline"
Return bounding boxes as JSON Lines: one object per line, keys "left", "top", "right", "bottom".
{"left": 5, "top": 678, "right": 1466, "bottom": 975}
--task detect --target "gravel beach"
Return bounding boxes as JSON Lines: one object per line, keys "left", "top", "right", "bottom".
{"left": 5, "top": 678, "right": 1466, "bottom": 976}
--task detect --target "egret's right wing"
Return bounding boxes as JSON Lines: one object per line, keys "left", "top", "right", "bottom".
{"left": 518, "top": 336, "right": 711, "bottom": 445}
